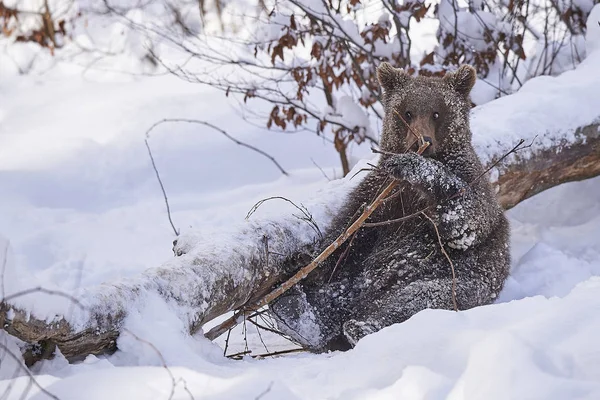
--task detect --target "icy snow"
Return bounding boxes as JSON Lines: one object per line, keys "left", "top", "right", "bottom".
{"left": 1, "top": 4, "right": 600, "bottom": 399}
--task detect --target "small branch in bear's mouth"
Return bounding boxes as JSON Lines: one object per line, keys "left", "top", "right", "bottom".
{"left": 366, "top": 136, "right": 535, "bottom": 229}
{"left": 393, "top": 109, "right": 426, "bottom": 150}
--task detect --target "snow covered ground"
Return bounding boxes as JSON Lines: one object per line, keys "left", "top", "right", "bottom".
{"left": 2, "top": 5, "right": 600, "bottom": 399}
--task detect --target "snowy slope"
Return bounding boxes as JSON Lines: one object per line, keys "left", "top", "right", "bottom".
{"left": 2, "top": 173, "right": 600, "bottom": 400}
{"left": 1, "top": 5, "right": 600, "bottom": 400}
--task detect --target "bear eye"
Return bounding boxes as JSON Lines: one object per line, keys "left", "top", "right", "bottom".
{"left": 405, "top": 111, "right": 412, "bottom": 121}
{"left": 433, "top": 112, "right": 440, "bottom": 120}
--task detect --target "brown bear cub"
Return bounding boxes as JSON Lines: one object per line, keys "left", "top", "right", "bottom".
{"left": 271, "top": 63, "right": 510, "bottom": 351}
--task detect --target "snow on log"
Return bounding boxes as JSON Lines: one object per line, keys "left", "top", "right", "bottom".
{"left": 472, "top": 44, "right": 600, "bottom": 208}
{"left": 2, "top": 47, "right": 600, "bottom": 364}
{"left": 493, "top": 121, "right": 600, "bottom": 209}
{"left": 0, "top": 180, "right": 353, "bottom": 364}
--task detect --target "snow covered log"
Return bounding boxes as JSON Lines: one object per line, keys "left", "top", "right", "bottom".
{"left": 0, "top": 209, "right": 339, "bottom": 364}
{"left": 493, "top": 121, "right": 600, "bottom": 209}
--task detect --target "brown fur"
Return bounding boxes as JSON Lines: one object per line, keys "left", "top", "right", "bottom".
{"left": 271, "top": 63, "right": 510, "bottom": 352}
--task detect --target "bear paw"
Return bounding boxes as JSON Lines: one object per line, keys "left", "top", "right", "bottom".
{"left": 381, "top": 152, "right": 434, "bottom": 187}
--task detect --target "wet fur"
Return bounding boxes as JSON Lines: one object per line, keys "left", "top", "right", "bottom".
{"left": 271, "top": 64, "right": 510, "bottom": 351}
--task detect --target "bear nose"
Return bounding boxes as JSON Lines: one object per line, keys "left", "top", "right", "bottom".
{"left": 423, "top": 136, "right": 433, "bottom": 145}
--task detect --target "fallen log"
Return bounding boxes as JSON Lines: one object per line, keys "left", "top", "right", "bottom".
{"left": 494, "top": 122, "right": 600, "bottom": 209}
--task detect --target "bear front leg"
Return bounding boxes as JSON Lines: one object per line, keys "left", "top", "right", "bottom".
{"left": 381, "top": 153, "right": 503, "bottom": 251}
{"left": 343, "top": 277, "right": 493, "bottom": 346}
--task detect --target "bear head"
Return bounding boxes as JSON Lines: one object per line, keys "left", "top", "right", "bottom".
{"left": 377, "top": 63, "right": 476, "bottom": 158}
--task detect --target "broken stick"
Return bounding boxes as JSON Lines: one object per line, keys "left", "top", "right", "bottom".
{"left": 205, "top": 134, "right": 430, "bottom": 341}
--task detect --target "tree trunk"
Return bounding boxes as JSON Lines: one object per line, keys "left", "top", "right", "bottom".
{"left": 494, "top": 122, "right": 600, "bottom": 209}
{"left": 2, "top": 121, "right": 599, "bottom": 365}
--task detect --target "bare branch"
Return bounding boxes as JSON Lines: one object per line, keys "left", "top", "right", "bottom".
{"left": 145, "top": 118, "right": 288, "bottom": 176}
{"left": 421, "top": 212, "right": 457, "bottom": 312}
{"left": 0, "top": 342, "right": 60, "bottom": 400}
{"left": 144, "top": 137, "right": 179, "bottom": 236}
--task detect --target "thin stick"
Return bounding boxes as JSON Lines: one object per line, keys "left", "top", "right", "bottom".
{"left": 122, "top": 329, "right": 194, "bottom": 400}
{"left": 205, "top": 177, "right": 400, "bottom": 340}
{"left": 364, "top": 137, "right": 535, "bottom": 228}
{"left": 205, "top": 141, "right": 430, "bottom": 341}
{"left": 2, "top": 287, "right": 85, "bottom": 309}
{"left": 145, "top": 118, "right": 288, "bottom": 176}
{"left": 468, "top": 137, "right": 534, "bottom": 186}
{"left": 226, "top": 349, "right": 252, "bottom": 359}
{"left": 0, "top": 343, "right": 60, "bottom": 400}
{"left": 227, "top": 348, "right": 306, "bottom": 360}
{"left": 311, "top": 157, "right": 332, "bottom": 181}
{"left": 246, "top": 196, "right": 322, "bottom": 240}
{"left": 223, "top": 328, "right": 232, "bottom": 357}
{"left": 144, "top": 137, "right": 179, "bottom": 236}
{"left": 393, "top": 110, "right": 422, "bottom": 143}
{"left": 421, "top": 212, "right": 458, "bottom": 312}
{"left": 254, "top": 382, "right": 274, "bottom": 400}
{"left": 252, "top": 348, "right": 305, "bottom": 358}
{"left": 328, "top": 230, "right": 358, "bottom": 283}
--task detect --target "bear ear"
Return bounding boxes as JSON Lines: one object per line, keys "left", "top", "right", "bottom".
{"left": 444, "top": 65, "right": 477, "bottom": 96}
{"left": 377, "top": 62, "right": 409, "bottom": 92}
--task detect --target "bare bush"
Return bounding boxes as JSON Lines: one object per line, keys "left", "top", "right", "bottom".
{"left": 2, "top": 0, "right": 597, "bottom": 173}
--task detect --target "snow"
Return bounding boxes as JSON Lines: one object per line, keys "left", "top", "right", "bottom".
{"left": 471, "top": 15, "right": 600, "bottom": 166}
{"left": 1, "top": 4, "right": 600, "bottom": 399}
{"left": 587, "top": 4, "right": 600, "bottom": 54}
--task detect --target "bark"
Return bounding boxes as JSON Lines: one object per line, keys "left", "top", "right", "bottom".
{"left": 2, "top": 121, "right": 599, "bottom": 365}
{"left": 494, "top": 122, "right": 600, "bottom": 209}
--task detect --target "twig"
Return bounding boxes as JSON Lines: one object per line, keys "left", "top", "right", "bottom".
{"left": 145, "top": 118, "right": 288, "bottom": 176}
{"left": 242, "top": 311, "right": 249, "bottom": 354}
{"left": 328, "top": 231, "right": 358, "bottom": 283}
{"left": 246, "top": 196, "right": 322, "bottom": 240}
{"left": 363, "top": 209, "right": 424, "bottom": 228}
{"left": 0, "top": 343, "right": 60, "bottom": 400}
{"left": 253, "top": 348, "right": 305, "bottom": 358}
{"left": 370, "top": 147, "right": 396, "bottom": 157}
{"left": 143, "top": 117, "right": 292, "bottom": 237}
{"left": 254, "top": 382, "right": 274, "bottom": 400}
{"left": 253, "top": 317, "right": 270, "bottom": 354}
{"left": 247, "top": 317, "right": 293, "bottom": 342}
{"left": 226, "top": 349, "right": 252, "bottom": 359}
{"left": 364, "top": 137, "right": 536, "bottom": 228}
{"left": 227, "top": 348, "right": 306, "bottom": 360}
{"left": 223, "top": 328, "right": 232, "bottom": 357}
{"left": 122, "top": 329, "right": 194, "bottom": 400}
{"left": 2, "top": 287, "right": 85, "bottom": 309}
{"left": 205, "top": 141, "right": 430, "bottom": 341}
{"left": 311, "top": 158, "right": 332, "bottom": 181}
{"left": 421, "top": 212, "right": 458, "bottom": 312}
{"left": 468, "top": 137, "right": 535, "bottom": 186}
{"left": 393, "top": 110, "right": 423, "bottom": 145}
{"left": 349, "top": 167, "right": 376, "bottom": 180}
{"left": 144, "top": 137, "right": 179, "bottom": 236}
